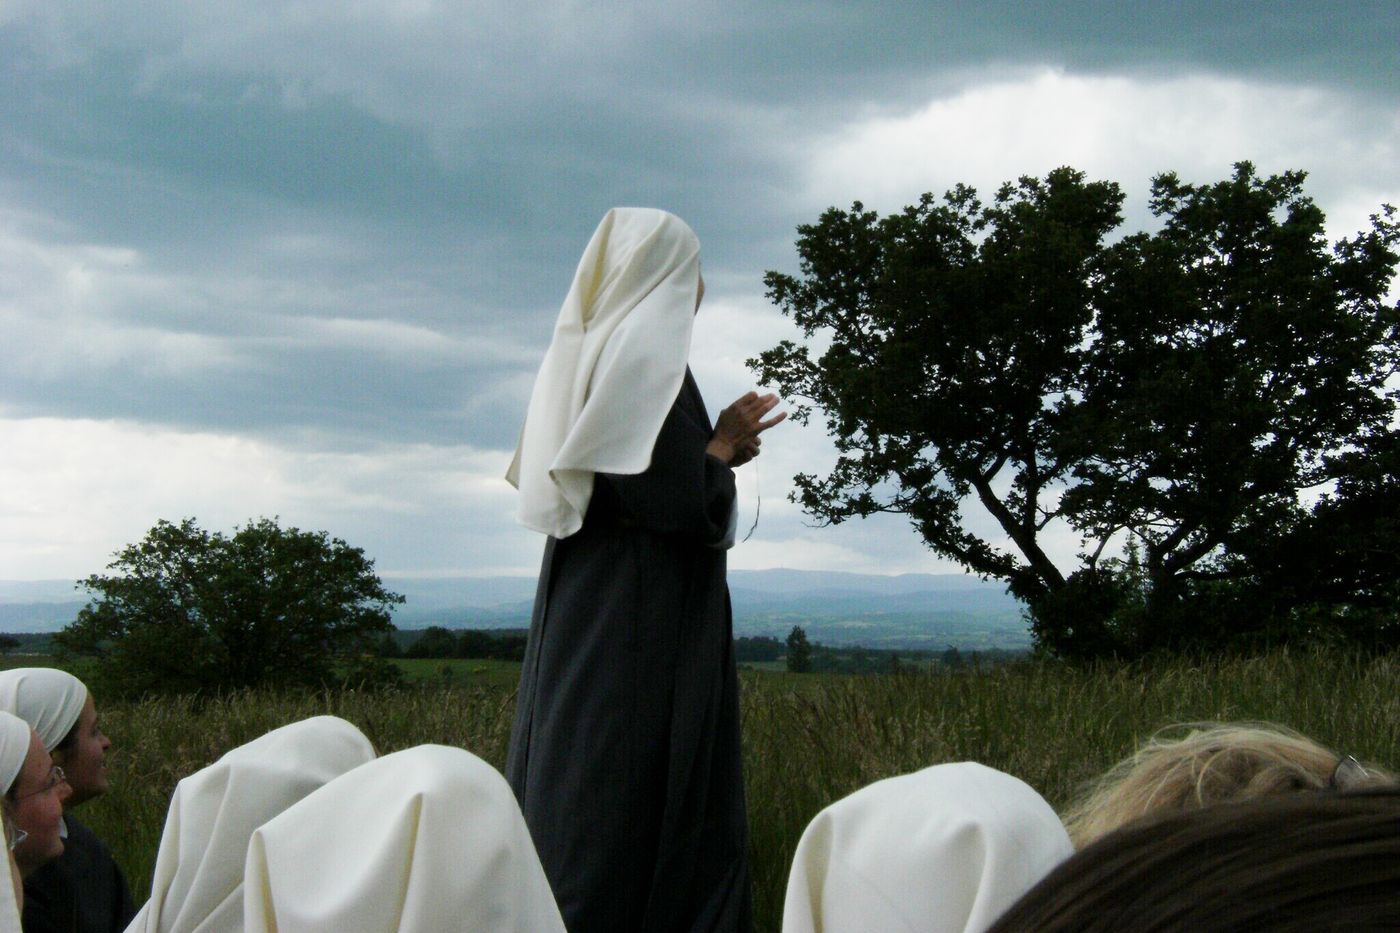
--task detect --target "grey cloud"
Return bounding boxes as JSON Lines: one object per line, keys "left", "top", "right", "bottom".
{"left": 3, "top": 0, "right": 1397, "bottom": 579}
{"left": 0, "top": 339, "right": 525, "bottom": 448}
{"left": 17, "top": 2, "right": 1388, "bottom": 249}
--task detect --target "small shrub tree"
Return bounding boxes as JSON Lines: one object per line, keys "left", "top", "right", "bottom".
{"left": 785, "top": 625, "right": 813, "bottom": 673}
{"left": 57, "top": 517, "right": 403, "bottom": 697}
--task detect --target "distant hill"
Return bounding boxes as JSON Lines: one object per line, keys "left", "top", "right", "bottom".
{"left": 0, "top": 581, "right": 88, "bottom": 635}
{"left": 727, "top": 571, "right": 1028, "bottom": 651}
{"left": 383, "top": 570, "right": 1031, "bottom": 652}
{"left": 729, "top": 569, "right": 998, "bottom": 596}
{"left": 0, "top": 581, "right": 86, "bottom": 602}
{"left": 0, "top": 570, "right": 1032, "bottom": 651}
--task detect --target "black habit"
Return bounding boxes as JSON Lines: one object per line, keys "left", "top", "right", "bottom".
{"left": 506, "top": 369, "right": 753, "bottom": 933}
{"left": 22, "top": 815, "right": 137, "bottom": 933}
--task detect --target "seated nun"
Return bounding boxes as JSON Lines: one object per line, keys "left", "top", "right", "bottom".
{"left": 0, "top": 666, "right": 135, "bottom": 932}
{"left": 242, "top": 744, "right": 566, "bottom": 933}
{"left": 0, "top": 708, "right": 71, "bottom": 882}
{"left": 2, "top": 707, "right": 60, "bottom": 924}
{"left": 127, "top": 715, "right": 375, "bottom": 932}
{"left": 782, "top": 762, "right": 1073, "bottom": 933}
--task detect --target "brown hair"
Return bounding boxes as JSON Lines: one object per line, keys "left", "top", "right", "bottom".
{"left": 1062, "top": 721, "right": 1394, "bottom": 847}
{"left": 53, "top": 720, "right": 80, "bottom": 755}
{"left": 989, "top": 789, "right": 1400, "bottom": 933}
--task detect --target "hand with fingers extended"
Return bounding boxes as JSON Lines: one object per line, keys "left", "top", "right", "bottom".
{"left": 706, "top": 391, "right": 786, "bottom": 467}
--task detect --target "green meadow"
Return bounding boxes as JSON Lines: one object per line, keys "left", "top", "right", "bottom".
{"left": 17, "top": 650, "right": 1400, "bottom": 933}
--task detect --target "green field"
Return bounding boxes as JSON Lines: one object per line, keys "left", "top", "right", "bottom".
{"left": 16, "top": 650, "right": 1400, "bottom": 933}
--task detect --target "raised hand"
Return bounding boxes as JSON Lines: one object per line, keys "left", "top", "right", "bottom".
{"left": 706, "top": 391, "right": 786, "bottom": 466}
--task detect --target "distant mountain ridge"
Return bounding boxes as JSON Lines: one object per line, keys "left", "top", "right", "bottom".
{"left": 0, "top": 570, "right": 1032, "bottom": 651}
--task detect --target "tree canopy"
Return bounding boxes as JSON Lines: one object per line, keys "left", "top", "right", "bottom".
{"left": 786, "top": 625, "right": 813, "bottom": 673}
{"left": 58, "top": 517, "right": 404, "bottom": 696}
{"left": 755, "top": 163, "right": 1399, "bottom": 657}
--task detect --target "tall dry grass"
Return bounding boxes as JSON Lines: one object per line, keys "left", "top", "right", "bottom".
{"left": 73, "top": 649, "right": 1399, "bottom": 933}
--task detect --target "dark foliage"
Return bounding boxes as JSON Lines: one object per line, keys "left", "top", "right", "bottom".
{"left": 756, "top": 164, "right": 1400, "bottom": 657}
{"left": 785, "top": 625, "right": 813, "bottom": 673}
{"left": 57, "top": 517, "right": 404, "bottom": 697}
{"left": 457, "top": 629, "right": 527, "bottom": 661}
{"left": 405, "top": 625, "right": 459, "bottom": 659}
{"left": 400, "top": 627, "right": 528, "bottom": 661}
{"left": 735, "top": 636, "right": 784, "bottom": 662}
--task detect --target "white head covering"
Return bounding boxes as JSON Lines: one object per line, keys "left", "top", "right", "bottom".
{"left": 506, "top": 207, "right": 702, "bottom": 539}
{"left": 0, "top": 711, "right": 31, "bottom": 930}
{"left": 0, "top": 847, "right": 17, "bottom": 931}
{"left": 0, "top": 858, "right": 17, "bottom": 932}
{"left": 782, "top": 762, "right": 1074, "bottom": 933}
{"left": 0, "top": 709, "right": 32, "bottom": 796}
{"left": 0, "top": 667, "right": 88, "bottom": 751}
{"left": 126, "top": 716, "right": 375, "bottom": 933}
{"left": 243, "top": 744, "right": 566, "bottom": 933}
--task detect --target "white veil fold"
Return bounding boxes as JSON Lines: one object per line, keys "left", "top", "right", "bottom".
{"left": 0, "top": 835, "right": 17, "bottom": 931}
{"left": 0, "top": 709, "right": 30, "bottom": 796}
{"left": 0, "top": 667, "right": 87, "bottom": 751}
{"left": 506, "top": 207, "right": 701, "bottom": 539}
{"left": 0, "top": 712, "right": 33, "bottom": 929}
{"left": 125, "top": 716, "right": 375, "bottom": 933}
{"left": 782, "top": 762, "right": 1073, "bottom": 933}
{"left": 243, "top": 744, "right": 566, "bottom": 933}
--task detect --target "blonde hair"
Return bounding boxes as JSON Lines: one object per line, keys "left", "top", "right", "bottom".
{"left": 1063, "top": 722, "right": 1395, "bottom": 848}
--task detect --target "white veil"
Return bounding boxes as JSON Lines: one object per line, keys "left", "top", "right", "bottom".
{"left": 782, "top": 762, "right": 1073, "bottom": 933}
{"left": 243, "top": 744, "right": 565, "bottom": 933}
{"left": 506, "top": 207, "right": 701, "bottom": 539}
{"left": 125, "top": 716, "right": 375, "bottom": 933}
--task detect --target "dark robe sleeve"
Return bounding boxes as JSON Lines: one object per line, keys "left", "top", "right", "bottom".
{"left": 23, "top": 817, "right": 137, "bottom": 933}
{"left": 21, "top": 859, "right": 75, "bottom": 933}
{"left": 593, "top": 369, "right": 736, "bottom": 543}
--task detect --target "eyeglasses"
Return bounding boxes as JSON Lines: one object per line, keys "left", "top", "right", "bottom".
{"left": 14, "top": 765, "right": 66, "bottom": 802}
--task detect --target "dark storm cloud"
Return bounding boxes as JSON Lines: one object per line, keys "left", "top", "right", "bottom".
{"left": 3, "top": 0, "right": 1395, "bottom": 578}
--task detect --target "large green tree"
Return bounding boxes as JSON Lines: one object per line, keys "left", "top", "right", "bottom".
{"left": 1208, "top": 428, "right": 1400, "bottom": 650}
{"left": 755, "top": 164, "right": 1399, "bottom": 657}
{"left": 58, "top": 517, "right": 404, "bottom": 695}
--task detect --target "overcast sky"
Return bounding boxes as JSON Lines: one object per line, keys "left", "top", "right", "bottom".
{"left": 3, "top": 1, "right": 1397, "bottom": 583}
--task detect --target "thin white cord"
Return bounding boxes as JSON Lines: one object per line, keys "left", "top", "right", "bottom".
{"left": 741, "top": 458, "right": 760, "bottom": 542}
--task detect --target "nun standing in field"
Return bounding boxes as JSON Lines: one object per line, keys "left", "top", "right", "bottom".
{"left": 0, "top": 668, "right": 134, "bottom": 933}
{"left": 1, "top": 709, "right": 46, "bottom": 926}
{"left": 505, "top": 207, "right": 783, "bottom": 933}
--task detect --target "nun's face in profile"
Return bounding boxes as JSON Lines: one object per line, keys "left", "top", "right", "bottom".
{"left": 11, "top": 730, "right": 69, "bottom": 876}
{"left": 695, "top": 274, "right": 705, "bottom": 314}
{"left": 55, "top": 694, "right": 110, "bottom": 806}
